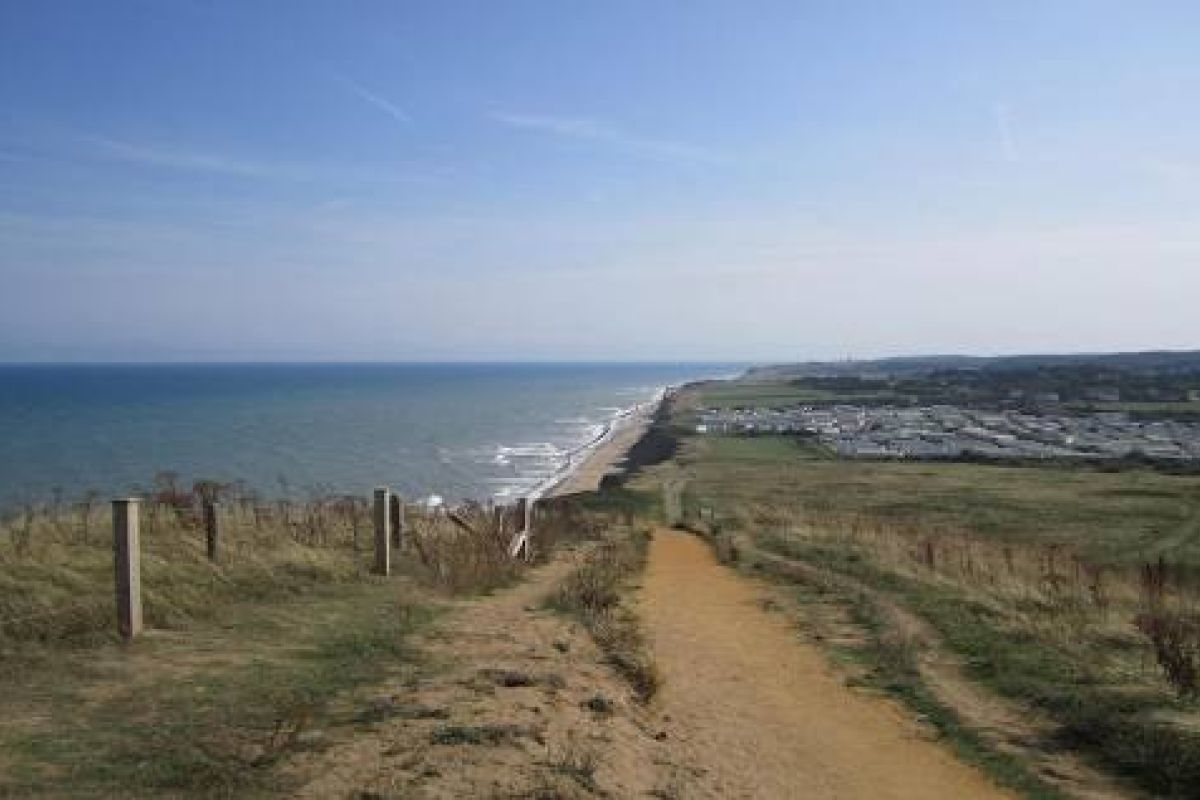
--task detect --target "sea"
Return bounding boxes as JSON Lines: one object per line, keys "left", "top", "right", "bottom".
{"left": 0, "top": 363, "right": 740, "bottom": 509}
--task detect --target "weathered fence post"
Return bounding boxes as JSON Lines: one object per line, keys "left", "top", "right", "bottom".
{"left": 389, "top": 494, "right": 404, "bottom": 550}
{"left": 514, "top": 497, "right": 528, "bottom": 533}
{"left": 508, "top": 496, "right": 534, "bottom": 561}
{"left": 373, "top": 487, "right": 391, "bottom": 576}
{"left": 112, "top": 498, "right": 143, "bottom": 640}
{"left": 203, "top": 501, "right": 220, "bottom": 562}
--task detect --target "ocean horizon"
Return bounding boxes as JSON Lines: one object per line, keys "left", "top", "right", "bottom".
{"left": 0, "top": 362, "right": 742, "bottom": 509}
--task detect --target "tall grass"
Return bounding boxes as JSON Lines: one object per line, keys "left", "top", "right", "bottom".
{"left": 709, "top": 501, "right": 1200, "bottom": 795}
{"left": 0, "top": 481, "right": 619, "bottom": 650}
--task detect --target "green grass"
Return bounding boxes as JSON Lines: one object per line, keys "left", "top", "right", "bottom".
{"left": 1091, "top": 401, "right": 1200, "bottom": 414}
{"left": 679, "top": 434, "right": 1200, "bottom": 567}
{"left": 896, "top": 576, "right": 1200, "bottom": 797}
{"left": 0, "top": 581, "right": 432, "bottom": 798}
{"left": 686, "top": 377, "right": 911, "bottom": 412}
{"left": 754, "top": 532, "right": 1200, "bottom": 797}
{"left": 0, "top": 492, "right": 631, "bottom": 797}
{"left": 690, "top": 380, "right": 835, "bottom": 409}
{"left": 565, "top": 486, "right": 660, "bottom": 517}
{"left": 729, "top": 533, "right": 1065, "bottom": 798}
{"left": 0, "top": 502, "right": 375, "bottom": 650}
{"left": 661, "top": 382, "right": 1200, "bottom": 797}
{"left": 696, "top": 434, "right": 830, "bottom": 464}
{"left": 843, "top": 590, "right": 1067, "bottom": 800}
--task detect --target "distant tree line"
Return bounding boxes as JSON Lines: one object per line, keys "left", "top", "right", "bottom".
{"left": 789, "top": 363, "right": 1200, "bottom": 415}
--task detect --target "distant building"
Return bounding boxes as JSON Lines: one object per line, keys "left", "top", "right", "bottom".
{"left": 1032, "top": 392, "right": 1061, "bottom": 408}
{"left": 1084, "top": 387, "right": 1121, "bottom": 403}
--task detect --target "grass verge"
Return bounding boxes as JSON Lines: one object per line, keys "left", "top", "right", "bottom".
{"left": 844, "top": 589, "right": 1066, "bottom": 800}
{"left": 1, "top": 582, "right": 432, "bottom": 798}
{"left": 548, "top": 526, "right": 659, "bottom": 702}
{"left": 758, "top": 533, "right": 1200, "bottom": 798}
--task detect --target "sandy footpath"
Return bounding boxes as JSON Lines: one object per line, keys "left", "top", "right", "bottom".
{"left": 639, "top": 527, "right": 1016, "bottom": 799}
{"left": 281, "top": 527, "right": 1021, "bottom": 797}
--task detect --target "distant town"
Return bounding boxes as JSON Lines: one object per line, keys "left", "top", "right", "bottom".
{"left": 696, "top": 405, "right": 1200, "bottom": 462}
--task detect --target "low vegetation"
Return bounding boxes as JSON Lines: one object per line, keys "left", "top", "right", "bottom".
{"left": 549, "top": 524, "right": 659, "bottom": 701}
{"left": 0, "top": 474, "right": 634, "bottom": 797}
{"left": 667, "top": 380, "right": 1200, "bottom": 797}
{"left": 3, "top": 581, "right": 432, "bottom": 797}
{"left": 747, "top": 351, "right": 1200, "bottom": 419}
{"left": 0, "top": 477, "right": 622, "bottom": 651}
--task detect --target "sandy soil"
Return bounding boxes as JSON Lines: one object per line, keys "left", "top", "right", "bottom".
{"left": 281, "top": 529, "right": 1034, "bottom": 798}
{"left": 639, "top": 528, "right": 1016, "bottom": 799}
{"left": 282, "top": 544, "right": 666, "bottom": 798}
{"left": 548, "top": 409, "right": 653, "bottom": 497}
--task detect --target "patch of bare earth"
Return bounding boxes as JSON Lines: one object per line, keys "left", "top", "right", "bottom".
{"left": 281, "top": 544, "right": 668, "bottom": 798}
{"left": 639, "top": 528, "right": 1017, "bottom": 799}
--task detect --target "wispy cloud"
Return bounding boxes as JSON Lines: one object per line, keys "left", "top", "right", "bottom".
{"left": 83, "top": 135, "right": 302, "bottom": 179}
{"left": 338, "top": 76, "right": 412, "bottom": 126}
{"left": 74, "top": 134, "right": 438, "bottom": 185}
{"left": 491, "top": 112, "right": 718, "bottom": 163}
{"left": 993, "top": 102, "right": 1019, "bottom": 163}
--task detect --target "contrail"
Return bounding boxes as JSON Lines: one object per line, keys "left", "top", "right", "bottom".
{"left": 340, "top": 76, "right": 413, "bottom": 126}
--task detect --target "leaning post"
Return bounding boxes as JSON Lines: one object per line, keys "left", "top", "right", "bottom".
{"left": 373, "top": 487, "right": 391, "bottom": 576}
{"left": 203, "top": 501, "right": 220, "bottom": 562}
{"left": 112, "top": 498, "right": 143, "bottom": 640}
{"left": 389, "top": 494, "right": 404, "bottom": 550}
{"left": 514, "top": 497, "right": 528, "bottom": 534}
{"left": 508, "top": 496, "right": 534, "bottom": 561}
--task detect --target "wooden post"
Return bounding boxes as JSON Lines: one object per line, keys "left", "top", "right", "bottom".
{"left": 203, "top": 501, "right": 220, "bottom": 562}
{"left": 112, "top": 498, "right": 143, "bottom": 640}
{"left": 508, "top": 496, "right": 534, "bottom": 561}
{"left": 373, "top": 487, "right": 391, "bottom": 576}
{"left": 514, "top": 497, "right": 528, "bottom": 533}
{"left": 389, "top": 494, "right": 404, "bottom": 550}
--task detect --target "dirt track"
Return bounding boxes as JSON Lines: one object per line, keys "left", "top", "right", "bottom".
{"left": 639, "top": 528, "right": 1015, "bottom": 799}
{"left": 281, "top": 529, "right": 1021, "bottom": 798}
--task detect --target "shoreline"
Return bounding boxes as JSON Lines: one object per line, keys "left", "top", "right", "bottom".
{"left": 536, "top": 387, "right": 667, "bottom": 499}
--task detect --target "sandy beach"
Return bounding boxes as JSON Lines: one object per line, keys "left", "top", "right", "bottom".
{"left": 546, "top": 401, "right": 656, "bottom": 496}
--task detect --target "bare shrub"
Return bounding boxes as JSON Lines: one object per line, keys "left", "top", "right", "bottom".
{"left": 1135, "top": 611, "right": 1200, "bottom": 696}
{"left": 551, "top": 529, "right": 659, "bottom": 701}
{"left": 405, "top": 503, "right": 521, "bottom": 595}
{"left": 1136, "top": 557, "right": 1200, "bottom": 697}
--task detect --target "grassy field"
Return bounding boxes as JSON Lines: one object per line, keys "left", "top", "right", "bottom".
{"left": 2, "top": 580, "right": 431, "bottom": 797}
{"left": 1077, "top": 401, "right": 1200, "bottom": 422}
{"left": 661, "top": 381, "right": 1200, "bottom": 797}
{"left": 0, "top": 489, "right": 628, "bottom": 797}
{"left": 682, "top": 377, "right": 905, "bottom": 414}
{"left": 678, "top": 435, "right": 1200, "bottom": 567}
{"left": 683, "top": 380, "right": 835, "bottom": 410}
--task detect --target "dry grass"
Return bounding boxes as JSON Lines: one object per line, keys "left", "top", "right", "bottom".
{"left": 549, "top": 525, "right": 659, "bottom": 701}
{"left": 0, "top": 486, "right": 624, "bottom": 652}
{"left": 743, "top": 507, "right": 1200, "bottom": 689}
{"left": 0, "top": 497, "right": 367, "bottom": 652}
{"left": 668, "top": 430, "right": 1200, "bottom": 796}
{"left": 0, "top": 482, "right": 640, "bottom": 797}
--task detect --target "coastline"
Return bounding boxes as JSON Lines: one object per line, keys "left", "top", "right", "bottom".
{"left": 538, "top": 388, "right": 666, "bottom": 498}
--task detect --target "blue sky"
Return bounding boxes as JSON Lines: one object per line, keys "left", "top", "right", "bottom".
{"left": 1, "top": 1, "right": 1197, "bottom": 361}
